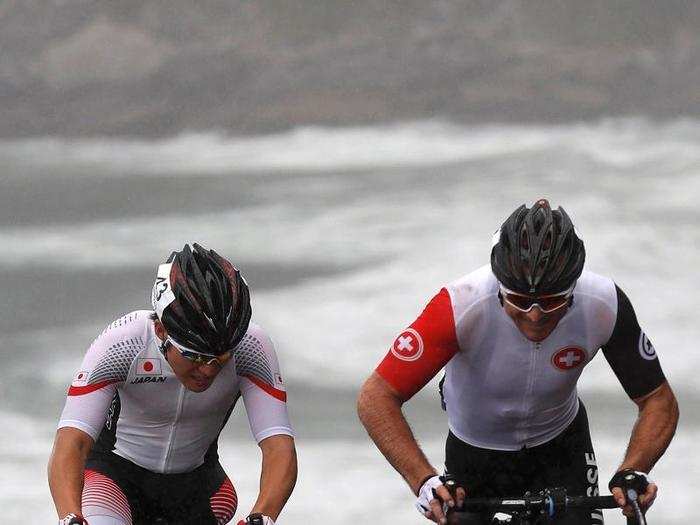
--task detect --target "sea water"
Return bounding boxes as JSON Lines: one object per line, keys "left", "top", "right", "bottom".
{"left": 1, "top": 118, "right": 697, "bottom": 523}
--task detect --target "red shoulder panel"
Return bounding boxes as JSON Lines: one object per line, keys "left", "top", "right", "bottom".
{"left": 376, "top": 288, "right": 459, "bottom": 400}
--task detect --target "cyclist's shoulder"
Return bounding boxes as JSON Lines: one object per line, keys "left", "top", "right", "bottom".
{"left": 444, "top": 264, "right": 498, "bottom": 310}
{"left": 234, "top": 321, "right": 277, "bottom": 360}
{"left": 239, "top": 321, "right": 272, "bottom": 346}
{"left": 233, "top": 320, "right": 285, "bottom": 383}
{"left": 573, "top": 270, "right": 618, "bottom": 312}
{"left": 88, "top": 310, "right": 153, "bottom": 356}
{"left": 73, "top": 311, "right": 153, "bottom": 387}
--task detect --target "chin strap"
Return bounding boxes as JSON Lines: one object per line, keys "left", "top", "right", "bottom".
{"left": 159, "top": 341, "right": 169, "bottom": 358}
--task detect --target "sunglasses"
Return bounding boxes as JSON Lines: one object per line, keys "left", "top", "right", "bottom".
{"left": 164, "top": 337, "right": 231, "bottom": 368}
{"left": 499, "top": 284, "right": 574, "bottom": 314}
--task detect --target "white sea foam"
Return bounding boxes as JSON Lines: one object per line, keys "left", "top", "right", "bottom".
{"left": 2, "top": 118, "right": 698, "bottom": 392}
{"left": 0, "top": 411, "right": 56, "bottom": 521}
{"left": 10, "top": 422, "right": 695, "bottom": 524}
{"left": 1, "top": 118, "right": 700, "bottom": 177}
{"left": 2, "top": 118, "right": 697, "bottom": 524}
{"left": 266, "top": 432, "right": 697, "bottom": 524}
{"left": 0, "top": 122, "right": 553, "bottom": 176}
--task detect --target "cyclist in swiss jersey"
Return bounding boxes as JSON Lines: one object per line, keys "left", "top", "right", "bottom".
{"left": 49, "top": 244, "right": 297, "bottom": 525}
{"left": 358, "top": 199, "right": 678, "bottom": 524}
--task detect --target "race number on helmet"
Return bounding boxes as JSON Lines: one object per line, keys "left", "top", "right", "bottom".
{"left": 151, "top": 243, "right": 251, "bottom": 356}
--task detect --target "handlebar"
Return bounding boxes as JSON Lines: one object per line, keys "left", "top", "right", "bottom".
{"left": 456, "top": 492, "right": 618, "bottom": 513}
{"left": 445, "top": 486, "right": 641, "bottom": 524}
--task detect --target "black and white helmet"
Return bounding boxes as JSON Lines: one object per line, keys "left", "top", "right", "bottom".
{"left": 491, "top": 199, "right": 585, "bottom": 295}
{"left": 151, "top": 243, "right": 251, "bottom": 355}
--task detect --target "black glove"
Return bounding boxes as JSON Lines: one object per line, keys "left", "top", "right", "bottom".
{"left": 608, "top": 469, "right": 650, "bottom": 496}
{"left": 237, "top": 513, "right": 274, "bottom": 525}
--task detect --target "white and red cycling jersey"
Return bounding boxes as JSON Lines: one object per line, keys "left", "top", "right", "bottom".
{"left": 377, "top": 265, "right": 665, "bottom": 451}
{"left": 58, "top": 310, "right": 293, "bottom": 474}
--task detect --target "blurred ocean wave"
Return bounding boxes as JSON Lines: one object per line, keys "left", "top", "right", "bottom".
{"left": 3, "top": 406, "right": 695, "bottom": 524}
{"left": 1, "top": 117, "right": 696, "bottom": 523}
{"left": 3, "top": 118, "right": 700, "bottom": 177}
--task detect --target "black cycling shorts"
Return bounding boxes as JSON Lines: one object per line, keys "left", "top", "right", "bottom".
{"left": 86, "top": 451, "right": 231, "bottom": 524}
{"left": 445, "top": 401, "right": 604, "bottom": 525}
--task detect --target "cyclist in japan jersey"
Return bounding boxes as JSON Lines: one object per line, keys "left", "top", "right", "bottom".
{"left": 49, "top": 244, "right": 297, "bottom": 525}
{"left": 358, "top": 199, "right": 678, "bottom": 525}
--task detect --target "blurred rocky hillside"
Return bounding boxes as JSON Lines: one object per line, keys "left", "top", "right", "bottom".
{"left": 2, "top": 0, "right": 699, "bottom": 136}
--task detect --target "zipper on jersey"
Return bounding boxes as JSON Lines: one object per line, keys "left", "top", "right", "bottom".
{"left": 162, "top": 383, "right": 186, "bottom": 472}
{"left": 521, "top": 341, "right": 540, "bottom": 447}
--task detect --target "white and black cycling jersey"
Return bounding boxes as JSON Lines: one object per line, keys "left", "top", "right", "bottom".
{"left": 58, "top": 311, "right": 293, "bottom": 474}
{"left": 377, "top": 266, "right": 665, "bottom": 451}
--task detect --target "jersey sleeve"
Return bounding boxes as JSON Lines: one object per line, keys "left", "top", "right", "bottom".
{"left": 376, "top": 288, "right": 460, "bottom": 401}
{"left": 57, "top": 312, "right": 147, "bottom": 440}
{"left": 234, "top": 325, "right": 294, "bottom": 443}
{"left": 601, "top": 285, "right": 666, "bottom": 399}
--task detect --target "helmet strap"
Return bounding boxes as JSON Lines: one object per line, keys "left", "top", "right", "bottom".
{"left": 159, "top": 339, "right": 170, "bottom": 358}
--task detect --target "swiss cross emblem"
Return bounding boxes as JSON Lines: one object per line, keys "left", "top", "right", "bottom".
{"left": 551, "top": 347, "right": 587, "bottom": 371}
{"left": 391, "top": 328, "right": 424, "bottom": 362}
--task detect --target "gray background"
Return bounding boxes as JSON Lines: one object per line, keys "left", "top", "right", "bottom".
{"left": 0, "top": 3, "right": 697, "bottom": 524}
{"left": 2, "top": 1, "right": 700, "bottom": 136}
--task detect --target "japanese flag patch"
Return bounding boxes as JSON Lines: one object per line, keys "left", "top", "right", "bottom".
{"left": 136, "top": 358, "right": 162, "bottom": 375}
{"left": 72, "top": 370, "right": 89, "bottom": 386}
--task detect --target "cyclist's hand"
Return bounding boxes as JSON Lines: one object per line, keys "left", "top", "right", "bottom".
{"left": 237, "top": 513, "right": 275, "bottom": 525}
{"left": 611, "top": 483, "right": 658, "bottom": 517}
{"left": 609, "top": 469, "right": 657, "bottom": 517}
{"left": 415, "top": 475, "right": 459, "bottom": 524}
{"left": 441, "top": 475, "right": 467, "bottom": 510}
{"left": 58, "top": 514, "right": 88, "bottom": 525}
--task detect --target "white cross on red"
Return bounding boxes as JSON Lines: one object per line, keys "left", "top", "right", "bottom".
{"left": 396, "top": 335, "right": 414, "bottom": 352}
{"left": 558, "top": 351, "right": 581, "bottom": 368}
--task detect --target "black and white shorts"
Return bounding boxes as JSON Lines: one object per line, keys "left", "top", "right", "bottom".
{"left": 83, "top": 451, "right": 237, "bottom": 525}
{"left": 445, "top": 401, "right": 604, "bottom": 525}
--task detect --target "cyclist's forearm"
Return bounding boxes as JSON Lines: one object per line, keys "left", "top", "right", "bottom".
{"left": 620, "top": 382, "right": 679, "bottom": 473}
{"left": 251, "top": 435, "right": 297, "bottom": 520}
{"left": 358, "top": 373, "right": 437, "bottom": 494}
{"left": 48, "top": 430, "right": 91, "bottom": 517}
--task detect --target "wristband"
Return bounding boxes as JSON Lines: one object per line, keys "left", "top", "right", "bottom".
{"left": 608, "top": 469, "right": 651, "bottom": 495}
{"left": 237, "top": 513, "right": 275, "bottom": 525}
{"left": 59, "top": 514, "right": 88, "bottom": 525}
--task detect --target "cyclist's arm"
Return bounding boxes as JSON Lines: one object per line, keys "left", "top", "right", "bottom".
{"left": 358, "top": 372, "right": 439, "bottom": 493}
{"left": 48, "top": 427, "right": 94, "bottom": 518}
{"left": 249, "top": 434, "right": 297, "bottom": 520}
{"left": 620, "top": 380, "right": 678, "bottom": 474}
{"left": 358, "top": 288, "right": 460, "bottom": 493}
{"left": 48, "top": 312, "right": 145, "bottom": 518}
{"left": 601, "top": 285, "right": 678, "bottom": 473}
{"left": 606, "top": 381, "right": 678, "bottom": 515}
{"left": 236, "top": 324, "right": 296, "bottom": 520}
{"left": 601, "top": 285, "right": 679, "bottom": 512}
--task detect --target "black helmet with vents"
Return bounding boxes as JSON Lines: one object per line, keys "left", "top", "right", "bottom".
{"left": 491, "top": 199, "right": 585, "bottom": 295}
{"left": 151, "top": 243, "right": 251, "bottom": 355}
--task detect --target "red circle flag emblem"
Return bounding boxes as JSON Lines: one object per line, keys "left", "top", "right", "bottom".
{"left": 551, "top": 347, "right": 587, "bottom": 371}
{"left": 136, "top": 358, "right": 162, "bottom": 375}
{"left": 391, "top": 328, "right": 424, "bottom": 362}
